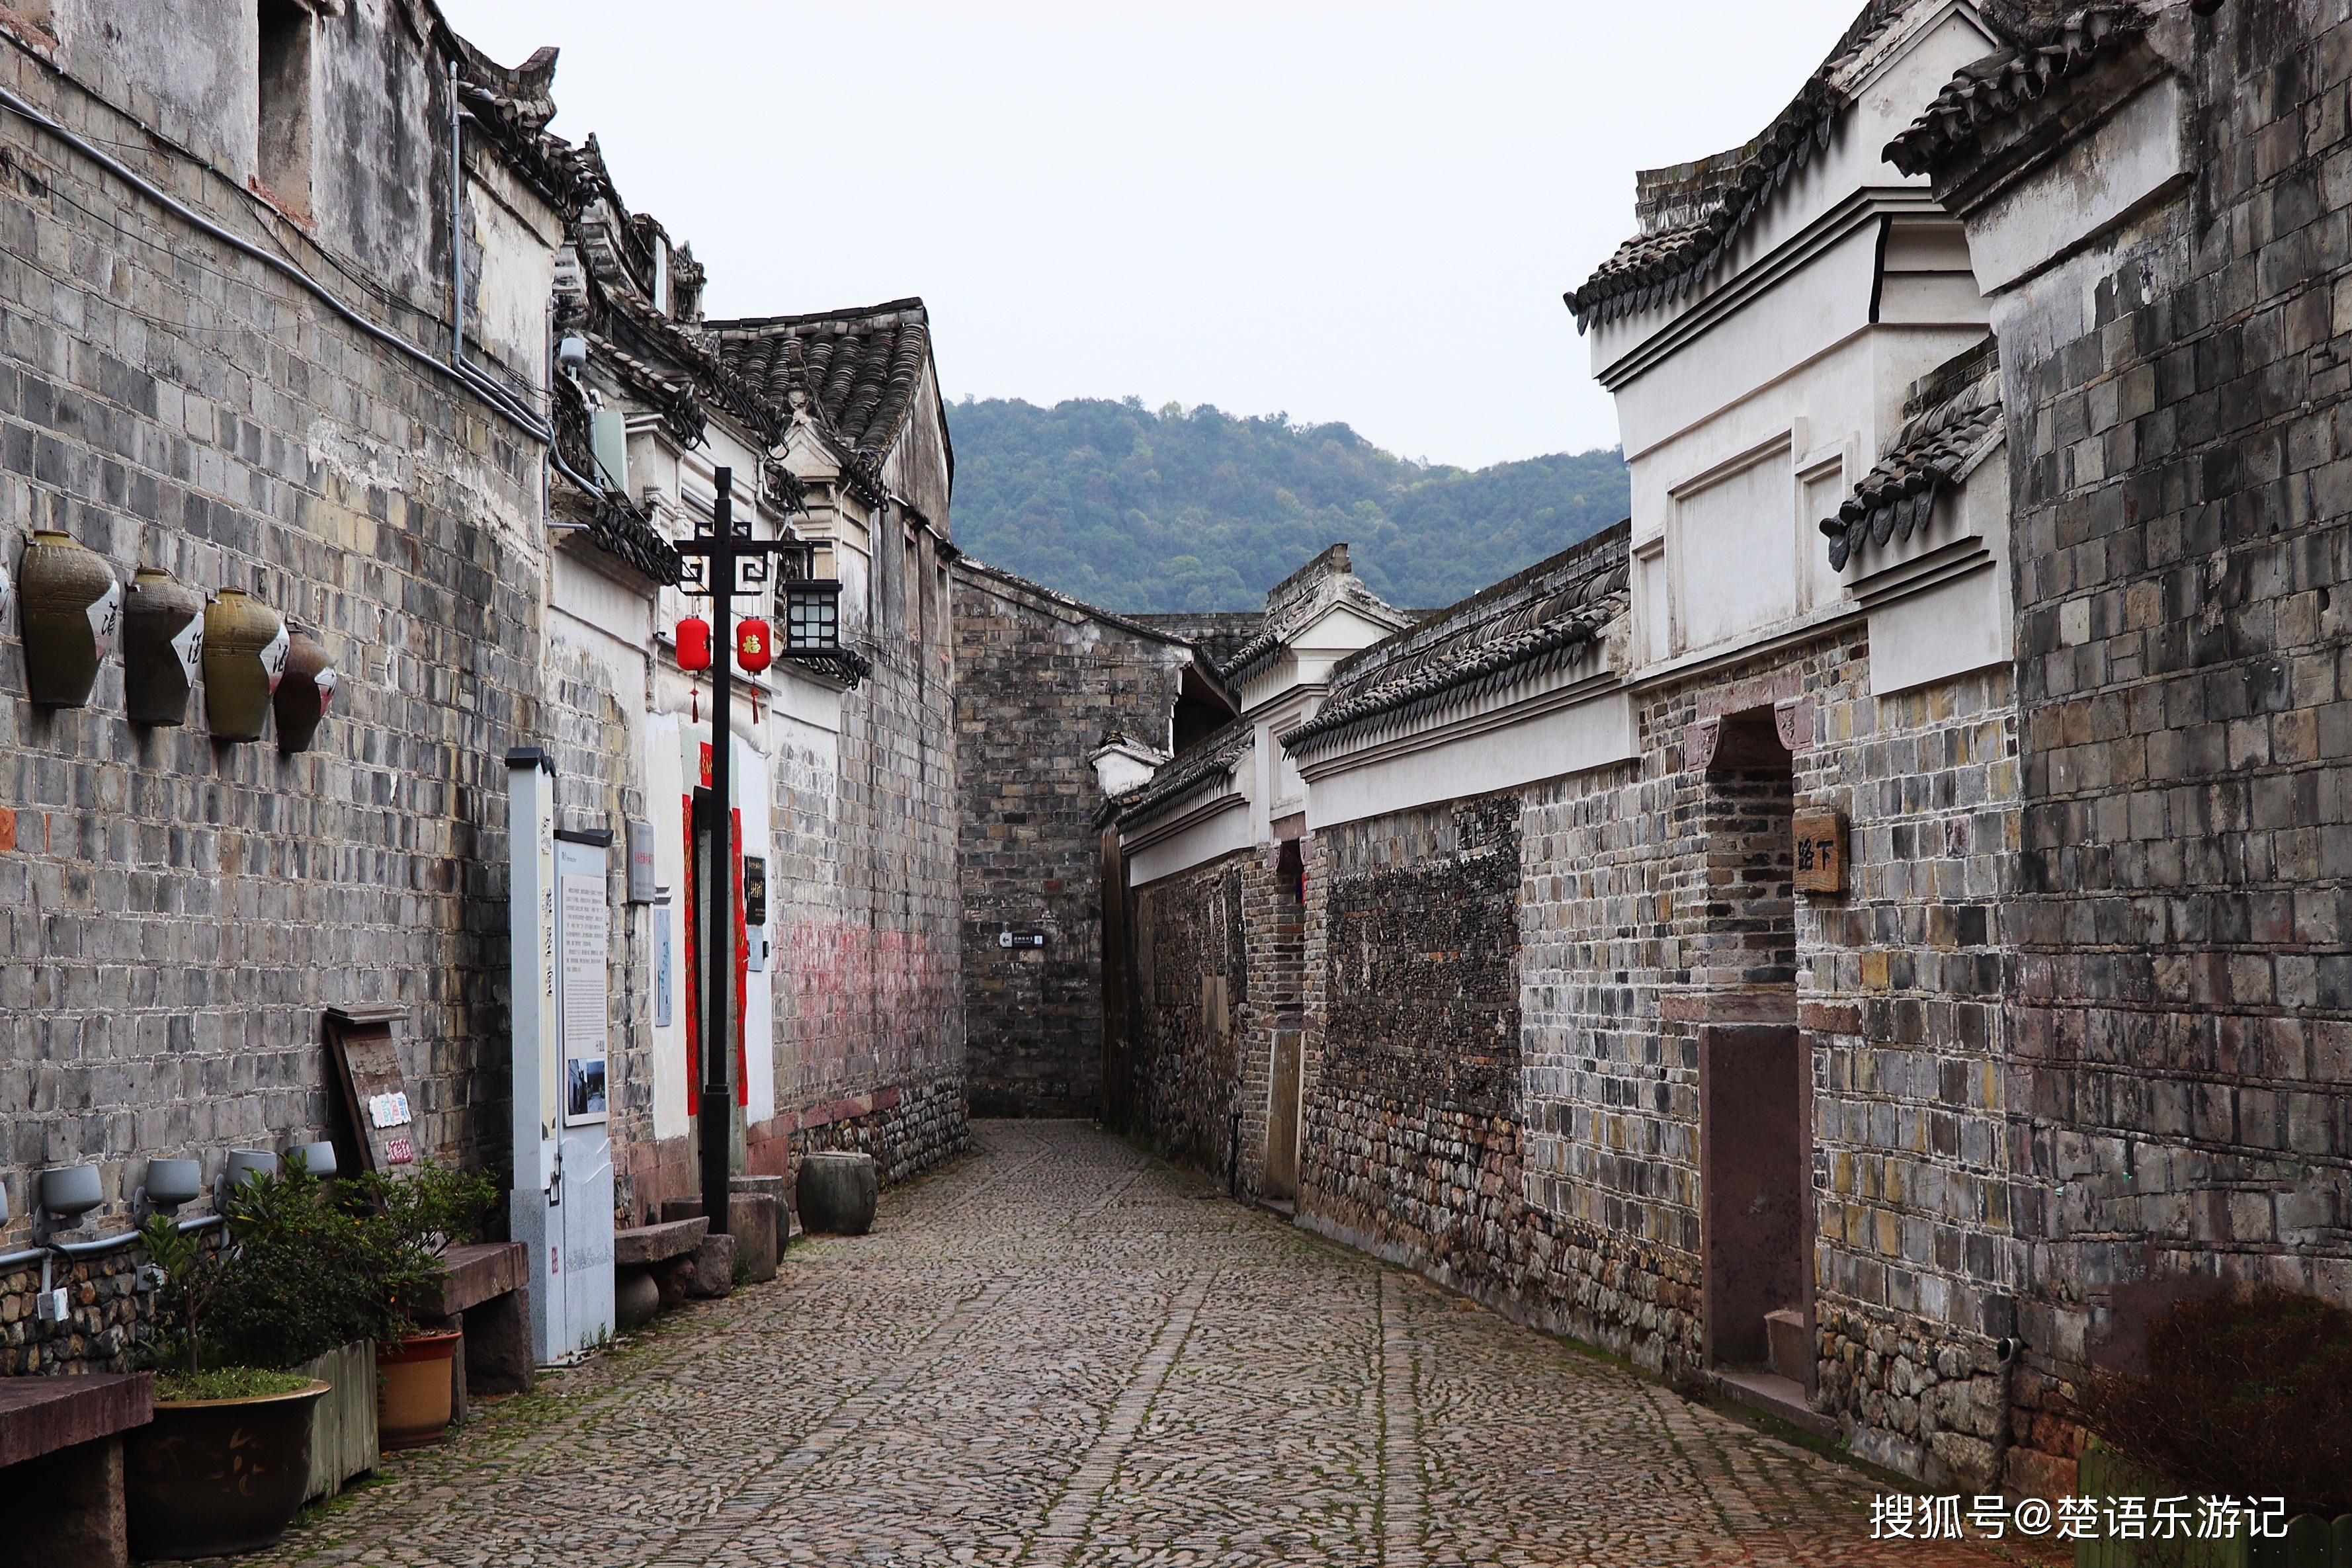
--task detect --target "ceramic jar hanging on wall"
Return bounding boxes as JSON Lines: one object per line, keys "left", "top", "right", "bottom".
{"left": 123, "top": 565, "right": 205, "bottom": 725}
{"left": 202, "top": 588, "right": 288, "bottom": 741}
{"left": 17, "top": 530, "right": 121, "bottom": 708}
{"left": 273, "top": 626, "right": 337, "bottom": 753}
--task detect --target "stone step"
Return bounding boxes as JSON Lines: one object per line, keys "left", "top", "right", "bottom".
{"left": 1709, "top": 1368, "right": 1838, "bottom": 1439}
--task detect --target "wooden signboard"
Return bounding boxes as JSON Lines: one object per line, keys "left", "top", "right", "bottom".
{"left": 325, "top": 1005, "right": 417, "bottom": 1174}
{"left": 1793, "top": 809, "right": 1847, "bottom": 895}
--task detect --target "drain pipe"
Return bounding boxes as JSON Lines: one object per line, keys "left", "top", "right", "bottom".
{"left": 1228, "top": 1111, "right": 1243, "bottom": 1199}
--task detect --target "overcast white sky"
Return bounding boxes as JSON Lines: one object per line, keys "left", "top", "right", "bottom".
{"left": 450, "top": 1, "right": 1865, "bottom": 471}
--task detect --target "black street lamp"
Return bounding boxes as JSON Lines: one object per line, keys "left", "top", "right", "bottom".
{"left": 673, "top": 466, "right": 813, "bottom": 1235}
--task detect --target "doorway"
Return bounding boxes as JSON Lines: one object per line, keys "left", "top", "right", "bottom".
{"left": 1695, "top": 709, "right": 1808, "bottom": 1380}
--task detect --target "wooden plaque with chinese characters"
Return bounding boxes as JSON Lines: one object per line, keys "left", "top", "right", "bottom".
{"left": 325, "top": 1006, "right": 418, "bottom": 1173}
{"left": 1793, "top": 809, "right": 1847, "bottom": 895}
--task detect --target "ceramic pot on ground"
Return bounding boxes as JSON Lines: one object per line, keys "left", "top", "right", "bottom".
{"left": 202, "top": 588, "right": 288, "bottom": 741}
{"left": 273, "top": 625, "right": 337, "bottom": 753}
{"left": 796, "top": 1151, "right": 880, "bottom": 1235}
{"left": 122, "top": 564, "right": 204, "bottom": 725}
{"left": 124, "top": 1380, "right": 329, "bottom": 1559}
{"left": 376, "top": 1329, "right": 463, "bottom": 1450}
{"left": 16, "top": 530, "right": 120, "bottom": 708}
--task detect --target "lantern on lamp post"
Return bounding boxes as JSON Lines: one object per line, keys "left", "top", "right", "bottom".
{"left": 735, "top": 618, "right": 772, "bottom": 674}
{"left": 669, "top": 468, "right": 814, "bottom": 1236}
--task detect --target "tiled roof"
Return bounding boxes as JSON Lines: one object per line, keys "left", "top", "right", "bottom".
{"left": 1218, "top": 545, "right": 1409, "bottom": 687}
{"left": 1883, "top": 4, "right": 2150, "bottom": 176}
{"left": 1820, "top": 339, "right": 2003, "bottom": 571}
{"left": 1110, "top": 716, "right": 1254, "bottom": 832}
{"left": 1131, "top": 612, "right": 1266, "bottom": 673}
{"left": 1282, "top": 524, "right": 1630, "bottom": 760}
{"left": 706, "top": 302, "right": 934, "bottom": 458}
{"left": 1566, "top": 1, "right": 1908, "bottom": 332}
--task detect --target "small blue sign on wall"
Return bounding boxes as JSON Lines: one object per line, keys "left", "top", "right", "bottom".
{"left": 654, "top": 903, "right": 674, "bottom": 1028}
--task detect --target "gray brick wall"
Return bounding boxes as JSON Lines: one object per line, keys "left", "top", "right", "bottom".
{"left": 0, "top": 42, "right": 555, "bottom": 1372}
{"left": 953, "top": 563, "right": 1193, "bottom": 1118}
{"left": 1937, "top": 0, "right": 2352, "bottom": 1499}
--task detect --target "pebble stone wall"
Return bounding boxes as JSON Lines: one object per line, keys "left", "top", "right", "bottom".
{"left": 1271, "top": 625, "right": 2022, "bottom": 1492}
{"left": 1123, "top": 852, "right": 1251, "bottom": 1176}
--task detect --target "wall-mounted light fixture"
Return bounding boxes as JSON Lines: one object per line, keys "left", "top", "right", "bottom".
{"left": 138, "top": 1158, "right": 204, "bottom": 1216}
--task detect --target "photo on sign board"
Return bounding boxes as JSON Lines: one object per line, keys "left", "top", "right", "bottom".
{"left": 567, "top": 1056, "right": 607, "bottom": 1120}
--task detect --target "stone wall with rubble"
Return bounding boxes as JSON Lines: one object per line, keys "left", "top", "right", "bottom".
{"left": 1268, "top": 615, "right": 2021, "bottom": 1491}
{"left": 0, "top": 32, "right": 558, "bottom": 1372}
{"left": 1298, "top": 792, "right": 1524, "bottom": 1260}
{"left": 952, "top": 563, "right": 1195, "bottom": 1118}
{"left": 1931, "top": 1, "right": 2352, "bottom": 1499}
{"left": 1123, "top": 852, "right": 1251, "bottom": 1175}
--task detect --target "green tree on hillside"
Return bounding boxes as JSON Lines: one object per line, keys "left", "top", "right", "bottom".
{"left": 946, "top": 397, "right": 1628, "bottom": 612}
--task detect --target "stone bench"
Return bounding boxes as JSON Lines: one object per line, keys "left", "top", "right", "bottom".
{"left": 0, "top": 1371, "right": 153, "bottom": 1568}
{"left": 661, "top": 1184, "right": 782, "bottom": 1286}
{"left": 409, "top": 1241, "right": 533, "bottom": 1420}
{"left": 614, "top": 1217, "right": 708, "bottom": 1329}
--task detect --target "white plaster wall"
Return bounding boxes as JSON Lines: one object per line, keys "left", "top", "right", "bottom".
{"left": 645, "top": 712, "right": 689, "bottom": 1141}
{"left": 1967, "top": 75, "right": 2185, "bottom": 293}
{"left": 1586, "top": 3, "right": 2001, "bottom": 382}
{"left": 1303, "top": 690, "right": 1638, "bottom": 831}
{"left": 1128, "top": 796, "right": 1254, "bottom": 889}
{"left": 1859, "top": 445, "right": 2013, "bottom": 696}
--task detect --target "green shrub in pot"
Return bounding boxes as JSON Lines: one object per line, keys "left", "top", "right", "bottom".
{"left": 126, "top": 1155, "right": 437, "bottom": 1558}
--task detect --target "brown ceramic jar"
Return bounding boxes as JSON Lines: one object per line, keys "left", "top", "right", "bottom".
{"left": 202, "top": 588, "right": 288, "bottom": 741}
{"left": 273, "top": 626, "right": 338, "bottom": 753}
{"left": 124, "top": 565, "right": 206, "bottom": 725}
{"left": 17, "top": 529, "right": 120, "bottom": 708}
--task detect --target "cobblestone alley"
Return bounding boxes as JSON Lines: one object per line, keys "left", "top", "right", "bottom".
{"left": 247, "top": 1122, "right": 2025, "bottom": 1567}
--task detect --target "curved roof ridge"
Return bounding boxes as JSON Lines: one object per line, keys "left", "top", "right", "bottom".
{"left": 1566, "top": 0, "right": 1913, "bottom": 333}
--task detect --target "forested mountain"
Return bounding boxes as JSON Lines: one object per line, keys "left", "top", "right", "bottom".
{"left": 945, "top": 397, "right": 1628, "bottom": 612}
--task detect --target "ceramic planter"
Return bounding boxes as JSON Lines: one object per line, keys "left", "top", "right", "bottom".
{"left": 16, "top": 530, "right": 120, "bottom": 708}
{"left": 202, "top": 588, "right": 288, "bottom": 741}
{"left": 122, "top": 564, "right": 205, "bottom": 725}
{"left": 273, "top": 626, "right": 338, "bottom": 753}
{"left": 376, "top": 1329, "right": 462, "bottom": 1450}
{"left": 124, "top": 1380, "right": 329, "bottom": 1559}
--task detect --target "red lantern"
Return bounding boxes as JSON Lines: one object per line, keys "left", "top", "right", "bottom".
{"left": 736, "top": 618, "right": 773, "bottom": 674}
{"left": 676, "top": 616, "right": 711, "bottom": 671}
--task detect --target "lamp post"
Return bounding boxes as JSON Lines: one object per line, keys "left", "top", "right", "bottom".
{"left": 673, "top": 467, "right": 842, "bottom": 1233}
{"left": 674, "top": 467, "right": 792, "bottom": 1234}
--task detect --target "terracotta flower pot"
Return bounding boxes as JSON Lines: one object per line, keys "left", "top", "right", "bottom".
{"left": 273, "top": 625, "right": 338, "bottom": 753}
{"left": 124, "top": 1380, "right": 329, "bottom": 1560}
{"left": 122, "top": 564, "right": 205, "bottom": 725}
{"left": 376, "top": 1329, "right": 462, "bottom": 1450}
{"left": 16, "top": 530, "right": 120, "bottom": 708}
{"left": 202, "top": 588, "right": 288, "bottom": 741}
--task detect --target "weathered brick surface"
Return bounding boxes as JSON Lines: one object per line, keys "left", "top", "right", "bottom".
{"left": 952, "top": 563, "right": 1193, "bottom": 1118}
{"left": 1934, "top": 1, "right": 2352, "bottom": 1491}
{"left": 0, "top": 38, "right": 550, "bottom": 1371}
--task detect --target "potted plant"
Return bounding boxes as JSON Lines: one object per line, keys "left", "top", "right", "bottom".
{"left": 125, "top": 1157, "right": 420, "bottom": 1558}
{"left": 125, "top": 1208, "right": 329, "bottom": 1560}
{"left": 342, "top": 1161, "right": 499, "bottom": 1450}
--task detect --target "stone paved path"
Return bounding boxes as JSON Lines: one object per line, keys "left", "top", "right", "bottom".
{"left": 247, "top": 1121, "right": 2039, "bottom": 1567}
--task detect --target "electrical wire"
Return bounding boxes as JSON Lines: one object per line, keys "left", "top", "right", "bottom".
{"left": 0, "top": 76, "right": 550, "bottom": 443}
